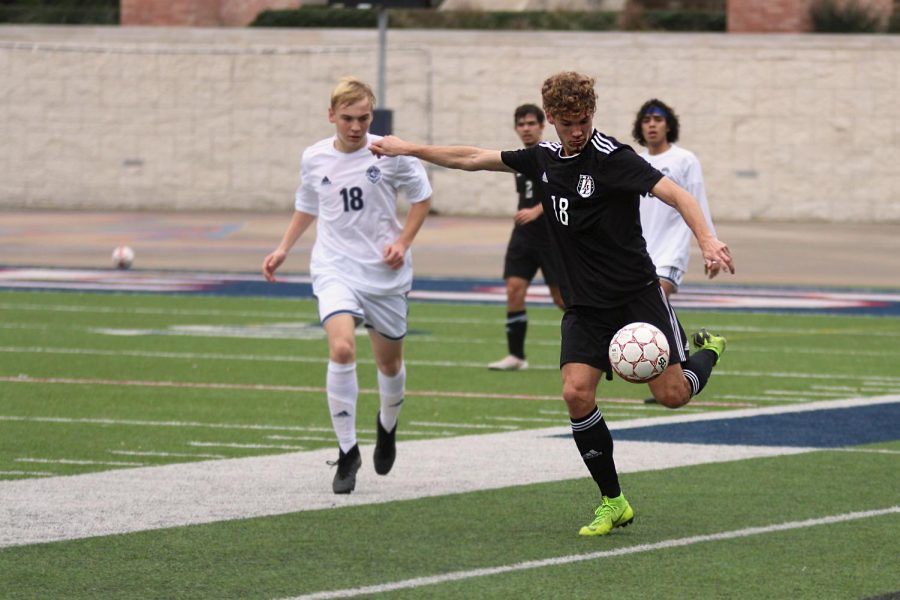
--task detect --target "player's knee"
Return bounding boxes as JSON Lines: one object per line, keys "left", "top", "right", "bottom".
{"left": 375, "top": 356, "right": 403, "bottom": 377}
{"left": 329, "top": 340, "right": 355, "bottom": 364}
{"left": 654, "top": 390, "right": 690, "bottom": 409}
{"left": 652, "top": 380, "right": 691, "bottom": 408}
{"left": 562, "top": 385, "right": 595, "bottom": 415}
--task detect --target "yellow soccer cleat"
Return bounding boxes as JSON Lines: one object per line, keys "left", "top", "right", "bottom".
{"left": 691, "top": 328, "right": 727, "bottom": 362}
{"left": 578, "top": 494, "right": 635, "bottom": 537}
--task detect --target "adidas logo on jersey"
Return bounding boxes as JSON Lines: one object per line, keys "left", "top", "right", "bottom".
{"left": 542, "top": 172, "right": 549, "bottom": 183}
{"left": 321, "top": 176, "right": 332, "bottom": 185}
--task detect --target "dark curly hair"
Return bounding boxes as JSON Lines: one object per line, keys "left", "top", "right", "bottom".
{"left": 632, "top": 98, "right": 680, "bottom": 146}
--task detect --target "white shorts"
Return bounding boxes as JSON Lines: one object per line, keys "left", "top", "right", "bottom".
{"left": 656, "top": 265, "right": 685, "bottom": 291}
{"left": 313, "top": 276, "right": 409, "bottom": 340}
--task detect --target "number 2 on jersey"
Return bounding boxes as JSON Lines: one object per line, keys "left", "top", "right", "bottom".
{"left": 340, "top": 187, "right": 364, "bottom": 212}
{"left": 551, "top": 195, "right": 569, "bottom": 226}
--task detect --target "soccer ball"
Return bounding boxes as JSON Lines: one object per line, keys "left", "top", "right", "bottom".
{"left": 111, "top": 246, "right": 135, "bottom": 270}
{"left": 608, "top": 322, "right": 670, "bottom": 383}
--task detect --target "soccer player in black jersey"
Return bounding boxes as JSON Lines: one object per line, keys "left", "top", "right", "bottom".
{"left": 370, "top": 71, "right": 735, "bottom": 536}
{"left": 488, "top": 104, "right": 565, "bottom": 372}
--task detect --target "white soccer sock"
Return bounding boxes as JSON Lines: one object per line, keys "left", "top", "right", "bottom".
{"left": 377, "top": 362, "right": 405, "bottom": 432}
{"left": 327, "top": 361, "right": 358, "bottom": 452}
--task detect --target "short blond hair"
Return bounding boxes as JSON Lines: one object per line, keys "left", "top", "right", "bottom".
{"left": 330, "top": 76, "right": 376, "bottom": 111}
{"left": 541, "top": 71, "right": 596, "bottom": 120}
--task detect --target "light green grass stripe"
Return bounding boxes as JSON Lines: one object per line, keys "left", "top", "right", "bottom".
{"left": 285, "top": 506, "right": 900, "bottom": 600}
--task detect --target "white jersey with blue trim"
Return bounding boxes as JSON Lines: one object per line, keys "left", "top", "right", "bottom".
{"left": 639, "top": 144, "right": 716, "bottom": 273}
{"left": 295, "top": 133, "right": 432, "bottom": 295}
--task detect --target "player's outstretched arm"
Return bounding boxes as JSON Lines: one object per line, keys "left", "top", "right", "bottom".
{"left": 650, "top": 177, "right": 734, "bottom": 277}
{"left": 370, "top": 136, "right": 512, "bottom": 173}
{"left": 383, "top": 198, "right": 432, "bottom": 270}
{"left": 262, "top": 210, "right": 316, "bottom": 282}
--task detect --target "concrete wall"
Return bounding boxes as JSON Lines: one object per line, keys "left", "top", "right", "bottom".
{"left": 1, "top": 26, "right": 898, "bottom": 222}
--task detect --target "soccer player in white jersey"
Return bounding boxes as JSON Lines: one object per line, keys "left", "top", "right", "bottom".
{"left": 633, "top": 99, "right": 720, "bottom": 298}
{"left": 370, "top": 71, "right": 734, "bottom": 537}
{"left": 263, "top": 77, "right": 433, "bottom": 495}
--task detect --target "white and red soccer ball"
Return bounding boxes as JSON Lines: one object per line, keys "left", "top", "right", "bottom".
{"left": 608, "top": 322, "right": 670, "bottom": 383}
{"left": 111, "top": 246, "right": 135, "bottom": 270}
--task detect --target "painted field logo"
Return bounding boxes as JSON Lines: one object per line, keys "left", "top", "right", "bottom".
{"left": 577, "top": 174, "right": 595, "bottom": 198}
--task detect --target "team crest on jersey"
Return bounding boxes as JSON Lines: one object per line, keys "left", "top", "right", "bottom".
{"left": 366, "top": 165, "right": 382, "bottom": 184}
{"left": 577, "top": 174, "right": 595, "bottom": 198}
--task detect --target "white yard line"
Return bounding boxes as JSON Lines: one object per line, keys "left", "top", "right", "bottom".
{"left": 188, "top": 442, "right": 305, "bottom": 451}
{"left": 109, "top": 450, "right": 227, "bottom": 459}
{"left": 15, "top": 458, "right": 145, "bottom": 467}
{"left": 0, "top": 395, "right": 895, "bottom": 550}
{"left": 282, "top": 507, "right": 900, "bottom": 600}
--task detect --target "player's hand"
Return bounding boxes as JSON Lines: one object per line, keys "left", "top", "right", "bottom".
{"left": 514, "top": 206, "right": 541, "bottom": 225}
{"left": 383, "top": 242, "right": 407, "bottom": 270}
{"left": 262, "top": 250, "right": 287, "bottom": 282}
{"left": 369, "top": 135, "right": 410, "bottom": 158}
{"left": 704, "top": 260, "right": 722, "bottom": 278}
{"left": 700, "top": 238, "right": 734, "bottom": 278}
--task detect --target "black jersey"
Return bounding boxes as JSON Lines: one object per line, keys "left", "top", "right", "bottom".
{"left": 501, "top": 130, "right": 664, "bottom": 308}
{"left": 512, "top": 171, "right": 552, "bottom": 242}
{"left": 515, "top": 172, "right": 540, "bottom": 210}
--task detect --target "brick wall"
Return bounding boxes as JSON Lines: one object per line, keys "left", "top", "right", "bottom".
{"left": 121, "top": 0, "right": 301, "bottom": 26}
{"left": 121, "top": 0, "right": 221, "bottom": 26}
{"left": 728, "top": 0, "right": 893, "bottom": 32}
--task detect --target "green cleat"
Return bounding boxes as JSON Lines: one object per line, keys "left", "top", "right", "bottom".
{"left": 691, "top": 328, "right": 727, "bottom": 362}
{"left": 578, "top": 494, "right": 635, "bottom": 537}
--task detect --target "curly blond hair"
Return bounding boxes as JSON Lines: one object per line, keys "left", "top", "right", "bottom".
{"left": 330, "top": 76, "right": 376, "bottom": 111}
{"left": 541, "top": 72, "right": 596, "bottom": 119}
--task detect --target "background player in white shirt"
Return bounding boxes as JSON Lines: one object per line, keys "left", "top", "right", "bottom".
{"left": 263, "top": 77, "right": 433, "bottom": 494}
{"left": 633, "top": 98, "right": 720, "bottom": 298}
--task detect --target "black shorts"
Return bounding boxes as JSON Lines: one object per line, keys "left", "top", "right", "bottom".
{"left": 502, "top": 223, "right": 561, "bottom": 286}
{"left": 559, "top": 282, "right": 689, "bottom": 372}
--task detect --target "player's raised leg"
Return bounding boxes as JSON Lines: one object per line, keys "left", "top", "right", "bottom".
{"left": 648, "top": 329, "right": 726, "bottom": 408}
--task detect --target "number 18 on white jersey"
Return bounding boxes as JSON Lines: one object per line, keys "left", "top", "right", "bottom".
{"left": 295, "top": 133, "right": 432, "bottom": 295}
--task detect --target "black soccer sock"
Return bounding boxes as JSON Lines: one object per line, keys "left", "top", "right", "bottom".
{"left": 570, "top": 406, "right": 621, "bottom": 498}
{"left": 505, "top": 310, "right": 527, "bottom": 359}
{"left": 682, "top": 349, "right": 718, "bottom": 397}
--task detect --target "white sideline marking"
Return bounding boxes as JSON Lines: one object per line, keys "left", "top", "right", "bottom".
{"left": 0, "top": 395, "right": 896, "bottom": 549}
{"left": 283, "top": 507, "right": 900, "bottom": 600}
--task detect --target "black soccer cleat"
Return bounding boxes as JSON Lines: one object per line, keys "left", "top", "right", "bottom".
{"left": 373, "top": 412, "right": 397, "bottom": 476}
{"left": 328, "top": 445, "right": 361, "bottom": 494}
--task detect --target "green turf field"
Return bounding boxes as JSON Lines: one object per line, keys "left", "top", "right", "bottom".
{"left": 1, "top": 290, "right": 898, "bottom": 599}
